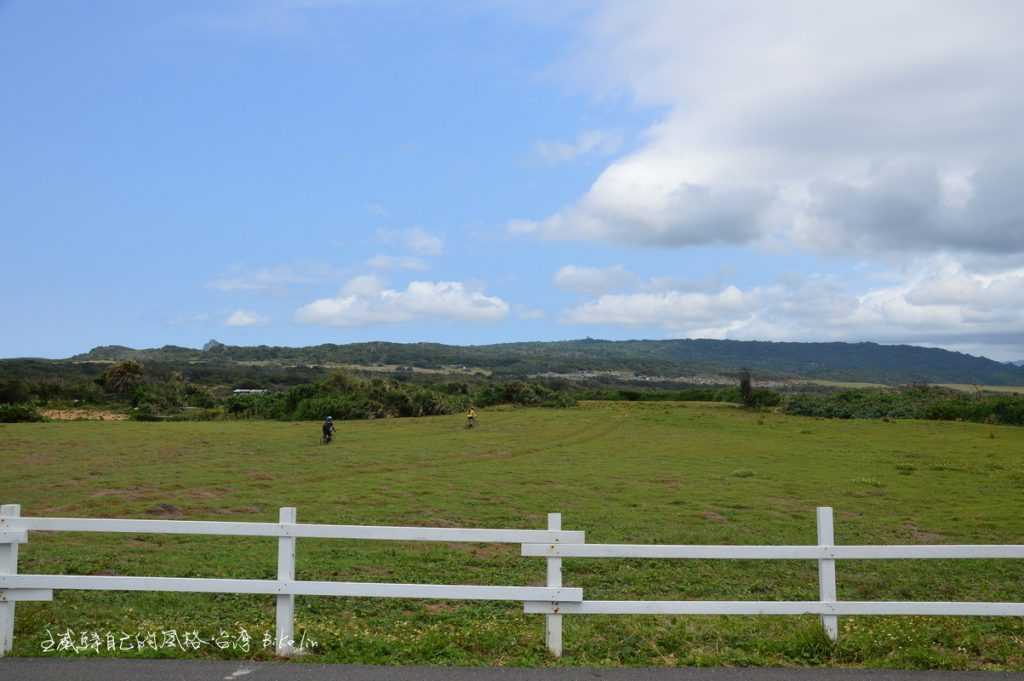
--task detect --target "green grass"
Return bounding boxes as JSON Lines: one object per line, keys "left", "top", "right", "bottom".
{"left": 807, "top": 379, "right": 1024, "bottom": 394}
{"left": 2, "top": 402, "right": 1024, "bottom": 669}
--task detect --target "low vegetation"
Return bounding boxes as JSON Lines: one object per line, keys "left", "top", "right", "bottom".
{"left": 785, "top": 385, "right": 1024, "bottom": 426}
{"left": 7, "top": 337, "right": 1024, "bottom": 388}
{"left": 0, "top": 403, "right": 44, "bottom": 423}
{"left": 0, "top": 365, "right": 575, "bottom": 423}
{"left": 2, "top": 402, "right": 1023, "bottom": 669}
{"left": 5, "top": 362, "right": 1024, "bottom": 428}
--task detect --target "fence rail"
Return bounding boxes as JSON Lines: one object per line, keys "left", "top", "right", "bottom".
{"left": 0, "top": 504, "right": 582, "bottom": 656}
{"left": 524, "top": 601, "right": 1024, "bottom": 616}
{"left": 521, "top": 543, "right": 1024, "bottom": 559}
{"left": 2, "top": 504, "right": 1023, "bottom": 658}
{"left": 12, "top": 516, "right": 583, "bottom": 544}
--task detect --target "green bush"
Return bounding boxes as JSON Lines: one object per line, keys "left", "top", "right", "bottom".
{"left": 0, "top": 379, "right": 32, "bottom": 405}
{"left": 293, "top": 395, "right": 374, "bottom": 421}
{"left": 473, "top": 381, "right": 576, "bottom": 408}
{"left": 747, "top": 388, "right": 782, "bottom": 408}
{"left": 100, "top": 360, "right": 146, "bottom": 395}
{"left": 0, "top": 403, "right": 44, "bottom": 423}
{"left": 784, "top": 387, "right": 1024, "bottom": 426}
{"left": 183, "top": 384, "right": 216, "bottom": 409}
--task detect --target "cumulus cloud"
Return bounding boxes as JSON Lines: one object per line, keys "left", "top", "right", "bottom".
{"left": 367, "top": 254, "right": 428, "bottom": 271}
{"left": 535, "top": 129, "right": 623, "bottom": 163}
{"left": 564, "top": 286, "right": 759, "bottom": 331}
{"left": 295, "top": 279, "right": 509, "bottom": 327}
{"left": 377, "top": 227, "right": 444, "bottom": 256}
{"left": 225, "top": 309, "right": 269, "bottom": 327}
{"left": 562, "top": 258, "right": 1024, "bottom": 357}
{"left": 512, "top": 159, "right": 772, "bottom": 246}
{"left": 553, "top": 264, "right": 638, "bottom": 295}
{"left": 554, "top": 264, "right": 735, "bottom": 297}
{"left": 208, "top": 263, "right": 343, "bottom": 294}
{"left": 515, "top": 304, "right": 546, "bottom": 320}
{"left": 513, "top": 1, "right": 1024, "bottom": 255}
{"left": 801, "top": 159, "right": 1024, "bottom": 254}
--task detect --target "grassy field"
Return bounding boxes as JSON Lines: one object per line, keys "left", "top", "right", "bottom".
{"left": 2, "top": 402, "right": 1024, "bottom": 670}
{"left": 807, "top": 379, "right": 1024, "bottom": 394}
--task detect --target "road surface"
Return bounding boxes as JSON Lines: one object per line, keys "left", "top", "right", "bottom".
{"left": 1, "top": 660, "right": 1022, "bottom": 681}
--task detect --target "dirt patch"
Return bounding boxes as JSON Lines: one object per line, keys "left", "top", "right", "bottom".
{"left": 91, "top": 487, "right": 158, "bottom": 500}
{"left": 471, "top": 544, "right": 512, "bottom": 559}
{"left": 700, "top": 510, "right": 728, "bottom": 523}
{"left": 145, "top": 503, "right": 182, "bottom": 517}
{"left": 446, "top": 543, "right": 512, "bottom": 559}
{"left": 188, "top": 488, "right": 232, "bottom": 499}
{"left": 41, "top": 409, "right": 128, "bottom": 421}
{"left": 424, "top": 602, "right": 456, "bottom": 614}
{"left": 210, "top": 506, "right": 262, "bottom": 515}
{"left": 902, "top": 522, "right": 944, "bottom": 542}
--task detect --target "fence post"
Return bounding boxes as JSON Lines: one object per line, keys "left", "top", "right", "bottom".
{"left": 276, "top": 507, "right": 296, "bottom": 656}
{"left": 816, "top": 506, "right": 838, "bottom": 642}
{"left": 545, "top": 512, "right": 563, "bottom": 657}
{"left": 0, "top": 504, "right": 21, "bottom": 656}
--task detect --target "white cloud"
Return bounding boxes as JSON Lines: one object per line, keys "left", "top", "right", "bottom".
{"left": 564, "top": 286, "right": 759, "bottom": 331}
{"left": 225, "top": 309, "right": 269, "bottom": 327}
{"left": 554, "top": 264, "right": 734, "bottom": 297}
{"left": 535, "top": 129, "right": 623, "bottom": 163}
{"left": 553, "top": 264, "right": 638, "bottom": 295}
{"left": 377, "top": 227, "right": 444, "bottom": 256}
{"left": 208, "top": 263, "right": 343, "bottom": 294}
{"left": 561, "top": 257, "right": 1024, "bottom": 359}
{"left": 367, "top": 254, "right": 428, "bottom": 271}
{"left": 515, "top": 305, "right": 546, "bottom": 320}
{"left": 341, "top": 274, "right": 386, "bottom": 297}
{"left": 295, "top": 279, "right": 509, "bottom": 327}
{"left": 513, "top": 1, "right": 1024, "bottom": 255}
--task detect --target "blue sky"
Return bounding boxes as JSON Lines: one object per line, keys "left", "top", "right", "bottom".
{"left": 3, "top": 1, "right": 1023, "bottom": 360}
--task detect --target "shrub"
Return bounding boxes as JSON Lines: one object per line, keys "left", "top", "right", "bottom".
{"left": 293, "top": 395, "right": 372, "bottom": 421}
{"left": 183, "top": 384, "right": 216, "bottom": 409}
{"left": 473, "top": 381, "right": 577, "bottom": 408}
{"left": 100, "top": 360, "right": 145, "bottom": 395}
{"left": 784, "top": 387, "right": 1024, "bottom": 426}
{"left": 0, "top": 403, "right": 44, "bottom": 423}
{"left": 747, "top": 389, "right": 782, "bottom": 408}
{"left": 0, "top": 379, "right": 31, "bottom": 405}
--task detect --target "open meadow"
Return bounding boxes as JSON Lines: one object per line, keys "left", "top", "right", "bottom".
{"left": 2, "top": 402, "right": 1024, "bottom": 670}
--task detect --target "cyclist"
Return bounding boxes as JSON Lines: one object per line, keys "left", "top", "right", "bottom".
{"left": 322, "top": 416, "right": 335, "bottom": 443}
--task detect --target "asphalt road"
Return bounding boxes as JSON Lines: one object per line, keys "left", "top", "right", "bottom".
{"left": 0, "top": 660, "right": 1022, "bottom": 681}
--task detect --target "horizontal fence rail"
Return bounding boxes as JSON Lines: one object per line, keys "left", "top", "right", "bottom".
{"left": 0, "top": 504, "right": 583, "bottom": 657}
{"left": 9, "top": 516, "right": 583, "bottom": 544}
{"left": 3, "top": 504, "right": 1023, "bottom": 659}
{"left": 524, "top": 601, "right": 1024, "bottom": 616}
{"left": 0, "top": 575, "right": 580, "bottom": 602}
{"left": 521, "top": 544, "right": 1024, "bottom": 559}
{"left": 520, "top": 506, "right": 1024, "bottom": 655}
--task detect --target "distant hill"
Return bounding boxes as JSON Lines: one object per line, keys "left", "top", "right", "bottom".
{"left": 55, "top": 338, "right": 1024, "bottom": 386}
{"left": 1010, "top": 360, "right": 1024, "bottom": 368}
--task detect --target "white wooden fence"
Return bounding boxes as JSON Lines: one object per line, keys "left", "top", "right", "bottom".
{"left": 3, "top": 504, "right": 1024, "bottom": 658}
{"left": 0, "top": 504, "right": 582, "bottom": 656}
{"left": 523, "top": 506, "right": 1024, "bottom": 654}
